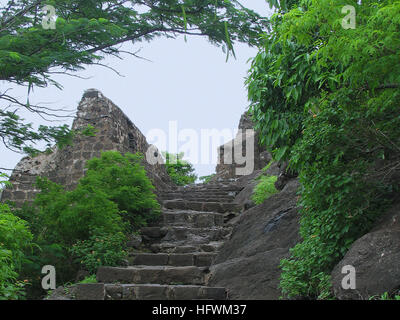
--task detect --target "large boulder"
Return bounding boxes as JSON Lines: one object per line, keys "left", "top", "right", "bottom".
{"left": 331, "top": 201, "right": 400, "bottom": 299}
{"left": 207, "top": 179, "right": 301, "bottom": 299}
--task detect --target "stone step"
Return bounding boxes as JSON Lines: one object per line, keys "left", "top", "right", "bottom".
{"left": 141, "top": 226, "right": 231, "bottom": 244}
{"left": 161, "top": 195, "right": 235, "bottom": 202}
{"left": 162, "top": 191, "right": 237, "bottom": 197}
{"left": 163, "top": 200, "right": 242, "bottom": 213}
{"left": 153, "top": 211, "right": 225, "bottom": 228}
{"left": 177, "top": 185, "right": 243, "bottom": 192}
{"left": 103, "top": 284, "right": 227, "bottom": 300}
{"left": 97, "top": 266, "right": 208, "bottom": 285}
{"left": 150, "top": 241, "right": 224, "bottom": 254}
{"left": 129, "top": 252, "right": 217, "bottom": 267}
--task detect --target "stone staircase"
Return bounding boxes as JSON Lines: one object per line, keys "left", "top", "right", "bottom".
{"left": 77, "top": 181, "right": 243, "bottom": 300}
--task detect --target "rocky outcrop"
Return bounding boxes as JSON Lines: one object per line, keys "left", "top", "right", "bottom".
{"left": 331, "top": 200, "right": 400, "bottom": 299}
{"left": 1, "top": 89, "right": 173, "bottom": 206}
{"left": 207, "top": 178, "right": 301, "bottom": 299}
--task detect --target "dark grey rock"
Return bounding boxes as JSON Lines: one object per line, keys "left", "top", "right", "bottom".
{"left": 208, "top": 179, "right": 301, "bottom": 299}
{"left": 127, "top": 234, "right": 142, "bottom": 248}
{"left": 332, "top": 201, "right": 400, "bottom": 299}
{"left": 76, "top": 283, "right": 105, "bottom": 300}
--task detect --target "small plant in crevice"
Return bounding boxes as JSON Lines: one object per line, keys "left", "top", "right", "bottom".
{"left": 251, "top": 175, "right": 278, "bottom": 205}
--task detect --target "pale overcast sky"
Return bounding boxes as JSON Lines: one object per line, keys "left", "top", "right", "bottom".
{"left": 0, "top": 1, "right": 273, "bottom": 179}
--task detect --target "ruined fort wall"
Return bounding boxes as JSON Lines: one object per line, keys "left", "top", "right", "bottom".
{"left": 213, "top": 112, "right": 271, "bottom": 180}
{"left": 1, "top": 89, "right": 173, "bottom": 207}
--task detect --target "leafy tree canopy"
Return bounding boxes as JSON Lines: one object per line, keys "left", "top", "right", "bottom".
{"left": 0, "top": 0, "right": 269, "bottom": 155}
{"left": 247, "top": 0, "right": 400, "bottom": 298}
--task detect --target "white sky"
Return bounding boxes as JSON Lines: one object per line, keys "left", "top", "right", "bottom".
{"left": 0, "top": 1, "right": 273, "bottom": 179}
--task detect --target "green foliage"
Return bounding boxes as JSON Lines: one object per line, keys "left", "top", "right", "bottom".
{"left": 0, "top": 203, "right": 33, "bottom": 300}
{"left": 33, "top": 151, "right": 159, "bottom": 240}
{"left": 261, "top": 161, "right": 273, "bottom": 173}
{"left": 0, "top": 173, "right": 12, "bottom": 189}
{"left": 252, "top": 175, "right": 278, "bottom": 205}
{"left": 0, "top": 0, "right": 268, "bottom": 155}
{"left": 15, "top": 151, "right": 159, "bottom": 297}
{"left": 247, "top": 0, "right": 400, "bottom": 298}
{"left": 81, "top": 151, "right": 161, "bottom": 229}
{"left": 199, "top": 174, "right": 216, "bottom": 184}
{"left": 70, "top": 233, "right": 128, "bottom": 274}
{"left": 163, "top": 152, "right": 197, "bottom": 186}
{"left": 34, "top": 177, "right": 125, "bottom": 245}
{"left": 370, "top": 292, "right": 400, "bottom": 300}
{"left": 79, "top": 275, "right": 97, "bottom": 284}
{"left": 0, "top": 109, "right": 96, "bottom": 156}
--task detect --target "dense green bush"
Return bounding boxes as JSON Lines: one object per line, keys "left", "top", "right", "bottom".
{"left": 77, "top": 151, "right": 161, "bottom": 230}
{"left": 0, "top": 203, "right": 33, "bottom": 300}
{"left": 247, "top": 0, "right": 400, "bottom": 298}
{"left": 163, "top": 152, "right": 197, "bottom": 186}
{"left": 14, "top": 151, "right": 160, "bottom": 298}
{"left": 34, "top": 177, "right": 125, "bottom": 245}
{"left": 70, "top": 233, "right": 128, "bottom": 274}
{"left": 31, "top": 151, "right": 160, "bottom": 241}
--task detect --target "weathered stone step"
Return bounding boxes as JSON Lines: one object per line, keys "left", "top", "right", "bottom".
{"left": 153, "top": 211, "right": 225, "bottom": 228}
{"left": 97, "top": 266, "right": 207, "bottom": 285}
{"left": 103, "top": 284, "right": 227, "bottom": 300}
{"left": 129, "top": 252, "right": 216, "bottom": 267}
{"left": 150, "top": 241, "right": 224, "bottom": 254}
{"left": 141, "top": 226, "right": 231, "bottom": 243}
{"left": 163, "top": 200, "right": 242, "bottom": 213}
{"left": 162, "top": 190, "right": 237, "bottom": 197}
{"left": 161, "top": 195, "right": 235, "bottom": 202}
{"left": 177, "top": 185, "right": 243, "bottom": 192}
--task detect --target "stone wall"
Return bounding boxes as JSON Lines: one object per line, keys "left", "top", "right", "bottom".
{"left": 1, "top": 89, "right": 173, "bottom": 207}
{"left": 213, "top": 112, "right": 271, "bottom": 180}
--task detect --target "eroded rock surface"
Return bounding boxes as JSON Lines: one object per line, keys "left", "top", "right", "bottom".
{"left": 332, "top": 201, "right": 400, "bottom": 299}
{"left": 207, "top": 179, "right": 301, "bottom": 299}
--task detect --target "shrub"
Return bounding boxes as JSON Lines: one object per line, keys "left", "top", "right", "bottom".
{"left": 0, "top": 203, "right": 33, "bottom": 300}
{"left": 80, "top": 151, "right": 161, "bottom": 230}
{"left": 163, "top": 152, "right": 197, "bottom": 186}
{"left": 14, "top": 151, "right": 160, "bottom": 297}
{"left": 34, "top": 177, "right": 125, "bottom": 245}
{"left": 199, "top": 174, "right": 216, "bottom": 184}
{"left": 251, "top": 175, "right": 278, "bottom": 205}
{"left": 70, "top": 233, "right": 128, "bottom": 274}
